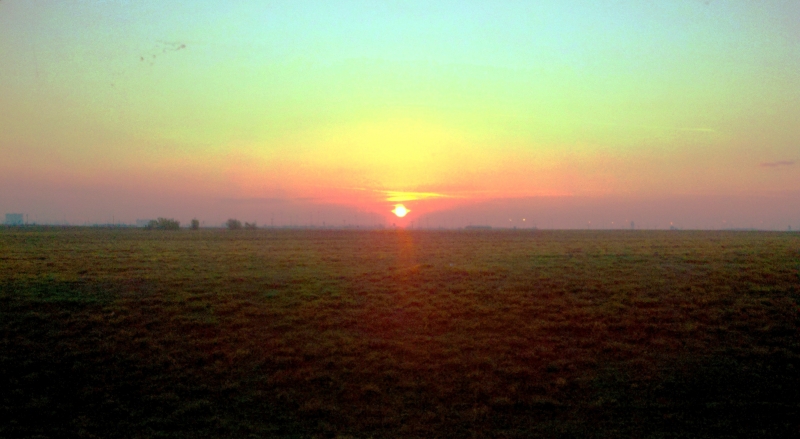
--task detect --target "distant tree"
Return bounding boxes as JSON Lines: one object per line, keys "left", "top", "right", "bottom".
{"left": 190, "top": 219, "right": 200, "bottom": 230}
{"left": 226, "top": 219, "right": 242, "bottom": 230}
{"left": 244, "top": 221, "right": 258, "bottom": 230}
{"left": 145, "top": 217, "right": 180, "bottom": 230}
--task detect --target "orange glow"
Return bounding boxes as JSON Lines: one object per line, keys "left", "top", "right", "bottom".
{"left": 392, "top": 204, "right": 410, "bottom": 217}
{"left": 383, "top": 190, "right": 450, "bottom": 202}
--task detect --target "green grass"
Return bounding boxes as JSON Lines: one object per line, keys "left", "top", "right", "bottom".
{"left": 1, "top": 228, "right": 799, "bottom": 438}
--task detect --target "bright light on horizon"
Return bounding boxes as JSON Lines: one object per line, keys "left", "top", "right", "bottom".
{"left": 392, "top": 204, "right": 410, "bottom": 218}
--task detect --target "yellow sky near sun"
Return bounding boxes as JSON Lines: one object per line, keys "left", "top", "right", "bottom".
{"left": 219, "top": 112, "right": 737, "bottom": 204}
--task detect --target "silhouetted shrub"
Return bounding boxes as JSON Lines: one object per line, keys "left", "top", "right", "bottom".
{"left": 190, "top": 219, "right": 200, "bottom": 230}
{"left": 244, "top": 222, "right": 258, "bottom": 230}
{"left": 145, "top": 218, "right": 180, "bottom": 230}
{"left": 226, "top": 219, "right": 242, "bottom": 230}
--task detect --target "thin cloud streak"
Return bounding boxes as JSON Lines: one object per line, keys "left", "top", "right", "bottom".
{"left": 585, "top": 122, "right": 718, "bottom": 133}
{"left": 759, "top": 160, "right": 795, "bottom": 168}
{"left": 382, "top": 190, "right": 454, "bottom": 202}
{"left": 379, "top": 189, "right": 573, "bottom": 203}
{"left": 218, "top": 197, "right": 317, "bottom": 204}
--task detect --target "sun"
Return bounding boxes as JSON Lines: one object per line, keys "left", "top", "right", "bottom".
{"left": 392, "top": 204, "right": 410, "bottom": 217}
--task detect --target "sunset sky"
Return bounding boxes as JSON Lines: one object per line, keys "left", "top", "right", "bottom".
{"left": 1, "top": 1, "right": 798, "bottom": 228}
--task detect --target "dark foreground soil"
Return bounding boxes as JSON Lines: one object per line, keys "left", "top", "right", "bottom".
{"left": 1, "top": 228, "right": 799, "bottom": 438}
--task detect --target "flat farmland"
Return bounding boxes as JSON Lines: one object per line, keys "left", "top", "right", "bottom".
{"left": 1, "top": 228, "right": 799, "bottom": 438}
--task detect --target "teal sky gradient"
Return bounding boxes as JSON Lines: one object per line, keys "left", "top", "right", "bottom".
{"left": 1, "top": 1, "right": 798, "bottom": 227}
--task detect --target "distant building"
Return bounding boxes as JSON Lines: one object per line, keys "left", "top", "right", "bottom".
{"left": 465, "top": 225, "right": 492, "bottom": 230}
{"left": 5, "top": 213, "right": 23, "bottom": 226}
{"left": 135, "top": 219, "right": 154, "bottom": 228}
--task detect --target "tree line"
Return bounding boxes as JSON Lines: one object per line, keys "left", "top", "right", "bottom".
{"left": 144, "top": 218, "right": 256, "bottom": 230}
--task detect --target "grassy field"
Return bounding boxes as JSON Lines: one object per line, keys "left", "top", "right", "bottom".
{"left": 1, "top": 228, "right": 799, "bottom": 438}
